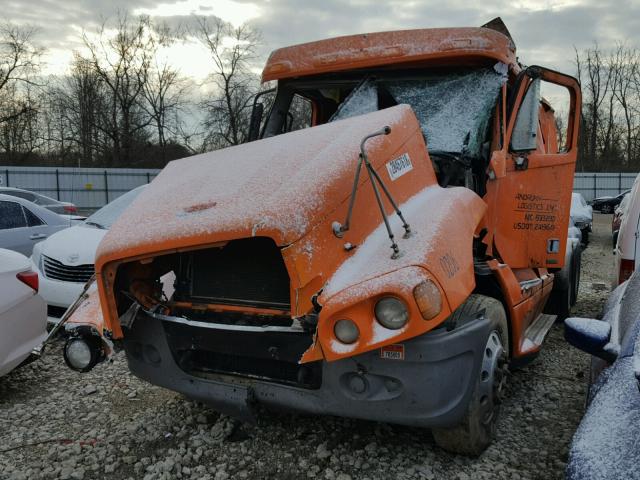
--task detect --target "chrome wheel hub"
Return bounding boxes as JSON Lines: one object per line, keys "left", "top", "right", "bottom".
{"left": 478, "top": 330, "right": 508, "bottom": 425}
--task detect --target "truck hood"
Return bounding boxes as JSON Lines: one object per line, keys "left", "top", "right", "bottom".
{"left": 96, "top": 105, "right": 419, "bottom": 267}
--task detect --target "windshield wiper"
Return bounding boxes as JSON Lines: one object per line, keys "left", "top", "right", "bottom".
{"left": 85, "top": 221, "right": 106, "bottom": 229}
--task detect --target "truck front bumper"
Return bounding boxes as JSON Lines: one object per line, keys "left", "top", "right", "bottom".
{"left": 122, "top": 312, "right": 494, "bottom": 428}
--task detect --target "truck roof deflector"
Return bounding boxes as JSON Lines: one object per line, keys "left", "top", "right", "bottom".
{"left": 332, "top": 126, "right": 412, "bottom": 259}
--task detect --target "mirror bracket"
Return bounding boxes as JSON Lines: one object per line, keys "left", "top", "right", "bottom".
{"left": 514, "top": 154, "right": 528, "bottom": 171}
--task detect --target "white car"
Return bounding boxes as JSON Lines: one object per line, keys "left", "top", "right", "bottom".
{"left": 32, "top": 186, "right": 145, "bottom": 323}
{"left": 0, "top": 248, "right": 46, "bottom": 377}
{"left": 614, "top": 174, "right": 640, "bottom": 286}
{"left": 570, "top": 192, "right": 593, "bottom": 244}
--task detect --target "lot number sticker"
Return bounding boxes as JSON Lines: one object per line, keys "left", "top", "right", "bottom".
{"left": 386, "top": 153, "right": 413, "bottom": 180}
{"left": 380, "top": 344, "right": 405, "bottom": 360}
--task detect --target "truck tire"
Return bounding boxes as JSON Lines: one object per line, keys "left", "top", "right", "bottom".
{"left": 544, "top": 241, "right": 576, "bottom": 320}
{"left": 571, "top": 246, "right": 582, "bottom": 307}
{"left": 581, "top": 229, "right": 589, "bottom": 246}
{"left": 432, "top": 295, "right": 509, "bottom": 456}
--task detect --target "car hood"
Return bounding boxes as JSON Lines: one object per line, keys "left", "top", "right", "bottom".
{"left": 571, "top": 211, "right": 591, "bottom": 224}
{"left": 96, "top": 105, "right": 420, "bottom": 266}
{"left": 39, "top": 224, "right": 107, "bottom": 265}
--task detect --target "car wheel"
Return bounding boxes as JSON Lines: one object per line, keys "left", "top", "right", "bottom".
{"left": 432, "top": 295, "right": 509, "bottom": 456}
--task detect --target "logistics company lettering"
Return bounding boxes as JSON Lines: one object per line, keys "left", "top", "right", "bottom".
{"left": 513, "top": 193, "right": 558, "bottom": 231}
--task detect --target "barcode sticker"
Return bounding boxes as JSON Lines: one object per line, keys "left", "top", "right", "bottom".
{"left": 386, "top": 153, "right": 413, "bottom": 180}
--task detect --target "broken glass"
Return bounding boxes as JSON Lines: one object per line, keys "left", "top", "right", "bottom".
{"left": 330, "top": 79, "right": 378, "bottom": 122}
{"left": 385, "top": 69, "right": 504, "bottom": 157}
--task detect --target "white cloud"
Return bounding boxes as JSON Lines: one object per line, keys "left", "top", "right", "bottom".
{"left": 134, "top": 0, "right": 261, "bottom": 26}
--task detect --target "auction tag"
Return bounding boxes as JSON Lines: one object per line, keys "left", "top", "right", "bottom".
{"left": 380, "top": 344, "right": 405, "bottom": 360}
{"left": 386, "top": 153, "right": 413, "bottom": 180}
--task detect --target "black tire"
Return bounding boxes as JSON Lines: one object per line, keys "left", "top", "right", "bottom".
{"left": 432, "top": 295, "right": 509, "bottom": 456}
{"left": 544, "top": 243, "right": 575, "bottom": 320}
{"left": 571, "top": 246, "right": 581, "bottom": 307}
{"left": 581, "top": 229, "right": 589, "bottom": 246}
{"left": 612, "top": 231, "right": 618, "bottom": 248}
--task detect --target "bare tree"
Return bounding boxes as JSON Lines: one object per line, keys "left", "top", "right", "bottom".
{"left": 141, "top": 23, "right": 189, "bottom": 161}
{"left": 611, "top": 44, "right": 639, "bottom": 165}
{"left": 0, "top": 22, "right": 42, "bottom": 128}
{"left": 583, "top": 45, "right": 612, "bottom": 167}
{"left": 194, "top": 17, "right": 261, "bottom": 149}
{"left": 81, "top": 14, "right": 155, "bottom": 165}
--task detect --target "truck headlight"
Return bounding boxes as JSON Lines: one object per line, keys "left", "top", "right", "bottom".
{"left": 374, "top": 297, "right": 409, "bottom": 329}
{"left": 63, "top": 335, "right": 103, "bottom": 372}
{"left": 413, "top": 280, "right": 442, "bottom": 320}
{"left": 334, "top": 319, "right": 359, "bottom": 344}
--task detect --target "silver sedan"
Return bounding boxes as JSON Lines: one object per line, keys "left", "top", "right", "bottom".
{"left": 0, "top": 194, "right": 70, "bottom": 256}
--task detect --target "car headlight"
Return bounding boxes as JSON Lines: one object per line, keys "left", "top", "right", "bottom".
{"left": 30, "top": 246, "right": 44, "bottom": 274}
{"left": 334, "top": 319, "right": 359, "bottom": 344}
{"left": 374, "top": 297, "right": 409, "bottom": 329}
{"left": 413, "top": 280, "right": 442, "bottom": 320}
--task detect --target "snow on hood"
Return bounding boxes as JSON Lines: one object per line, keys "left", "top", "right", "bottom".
{"left": 38, "top": 224, "right": 107, "bottom": 265}
{"left": 97, "top": 105, "right": 417, "bottom": 264}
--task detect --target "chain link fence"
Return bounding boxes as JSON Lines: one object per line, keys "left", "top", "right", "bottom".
{"left": 0, "top": 166, "right": 160, "bottom": 213}
{"left": 573, "top": 172, "right": 637, "bottom": 202}
{"left": 1, "top": 167, "right": 637, "bottom": 210}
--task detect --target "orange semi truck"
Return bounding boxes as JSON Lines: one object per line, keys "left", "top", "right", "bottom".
{"left": 59, "top": 19, "right": 581, "bottom": 454}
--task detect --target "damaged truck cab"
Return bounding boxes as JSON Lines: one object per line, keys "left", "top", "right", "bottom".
{"left": 64, "top": 19, "right": 581, "bottom": 455}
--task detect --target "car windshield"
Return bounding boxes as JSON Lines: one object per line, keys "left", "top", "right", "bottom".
{"left": 275, "top": 66, "right": 506, "bottom": 159}
{"left": 84, "top": 186, "right": 144, "bottom": 229}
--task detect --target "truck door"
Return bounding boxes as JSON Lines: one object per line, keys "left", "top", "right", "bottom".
{"left": 485, "top": 66, "right": 581, "bottom": 269}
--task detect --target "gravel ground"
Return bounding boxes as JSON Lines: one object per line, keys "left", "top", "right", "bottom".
{"left": 0, "top": 214, "right": 614, "bottom": 480}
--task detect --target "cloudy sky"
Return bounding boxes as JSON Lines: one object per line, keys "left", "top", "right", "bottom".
{"left": 4, "top": 0, "right": 640, "bottom": 80}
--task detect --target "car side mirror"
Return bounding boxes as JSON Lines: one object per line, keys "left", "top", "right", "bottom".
{"left": 564, "top": 317, "right": 618, "bottom": 363}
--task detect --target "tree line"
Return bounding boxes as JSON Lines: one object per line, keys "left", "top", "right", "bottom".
{"left": 0, "top": 15, "right": 261, "bottom": 168}
{"left": 575, "top": 44, "right": 640, "bottom": 172}
{"left": 2, "top": 16, "right": 640, "bottom": 172}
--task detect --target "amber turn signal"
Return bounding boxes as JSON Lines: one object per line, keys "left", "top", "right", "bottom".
{"left": 413, "top": 280, "right": 442, "bottom": 320}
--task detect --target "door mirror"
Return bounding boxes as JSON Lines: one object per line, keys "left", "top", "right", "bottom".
{"left": 564, "top": 317, "right": 618, "bottom": 363}
{"left": 248, "top": 103, "right": 264, "bottom": 142}
{"left": 511, "top": 78, "right": 541, "bottom": 151}
{"left": 247, "top": 88, "right": 276, "bottom": 143}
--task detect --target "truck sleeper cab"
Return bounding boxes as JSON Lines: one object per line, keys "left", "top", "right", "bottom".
{"left": 66, "top": 19, "right": 581, "bottom": 456}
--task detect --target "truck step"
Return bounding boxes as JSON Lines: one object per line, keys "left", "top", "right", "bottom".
{"left": 523, "top": 313, "right": 557, "bottom": 349}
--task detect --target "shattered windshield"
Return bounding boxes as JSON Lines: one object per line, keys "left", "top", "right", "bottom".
{"left": 385, "top": 69, "right": 504, "bottom": 156}
{"left": 325, "top": 68, "right": 505, "bottom": 158}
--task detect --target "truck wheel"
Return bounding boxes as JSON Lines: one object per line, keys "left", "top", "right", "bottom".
{"left": 432, "top": 295, "right": 509, "bottom": 456}
{"left": 581, "top": 229, "right": 589, "bottom": 246}
{"left": 544, "top": 243, "right": 575, "bottom": 320}
{"left": 571, "top": 246, "right": 581, "bottom": 307}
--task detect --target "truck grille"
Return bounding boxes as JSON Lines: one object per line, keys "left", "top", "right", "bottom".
{"left": 178, "top": 237, "right": 291, "bottom": 310}
{"left": 42, "top": 255, "right": 94, "bottom": 283}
